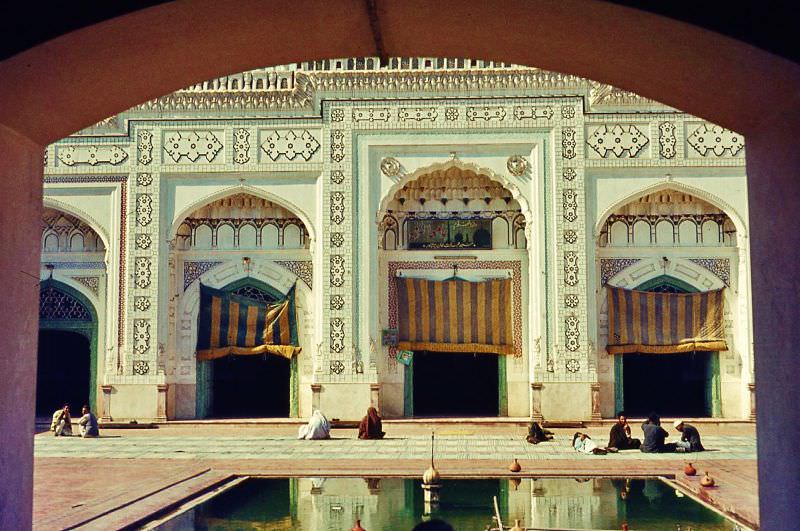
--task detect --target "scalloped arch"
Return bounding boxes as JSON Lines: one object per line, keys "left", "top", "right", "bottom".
{"left": 169, "top": 185, "right": 316, "bottom": 243}
{"left": 595, "top": 180, "right": 746, "bottom": 238}
{"left": 378, "top": 159, "right": 531, "bottom": 223}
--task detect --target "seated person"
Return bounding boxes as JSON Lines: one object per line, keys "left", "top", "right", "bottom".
{"left": 50, "top": 404, "right": 73, "bottom": 437}
{"left": 673, "top": 420, "right": 705, "bottom": 452}
{"left": 608, "top": 411, "right": 641, "bottom": 450}
{"left": 572, "top": 432, "right": 615, "bottom": 455}
{"left": 358, "top": 407, "right": 385, "bottom": 440}
{"left": 298, "top": 410, "right": 331, "bottom": 440}
{"left": 78, "top": 405, "right": 100, "bottom": 438}
{"left": 526, "top": 420, "right": 554, "bottom": 444}
{"left": 640, "top": 413, "right": 677, "bottom": 453}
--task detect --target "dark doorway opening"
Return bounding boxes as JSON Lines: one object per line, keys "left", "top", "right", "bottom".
{"left": 413, "top": 351, "right": 499, "bottom": 417}
{"left": 36, "top": 330, "right": 90, "bottom": 417}
{"left": 622, "top": 352, "right": 712, "bottom": 417}
{"left": 212, "top": 355, "right": 290, "bottom": 418}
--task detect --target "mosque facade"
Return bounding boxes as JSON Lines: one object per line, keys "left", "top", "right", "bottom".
{"left": 39, "top": 58, "right": 752, "bottom": 422}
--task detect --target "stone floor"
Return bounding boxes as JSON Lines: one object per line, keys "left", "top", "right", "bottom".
{"left": 32, "top": 423, "right": 759, "bottom": 529}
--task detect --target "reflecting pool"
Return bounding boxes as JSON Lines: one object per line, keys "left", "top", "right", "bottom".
{"left": 155, "top": 477, "right": 739, "bottom": 530}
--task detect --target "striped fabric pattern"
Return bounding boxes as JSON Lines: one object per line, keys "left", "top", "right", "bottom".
{"left": 606, "top": 286, "right": 727, "bottom": 354}
{"left": 396, "top": 277, "right": 514, "bottom": 355}
{"left": 196, "top": 284, "right": 301, "bottom": 361}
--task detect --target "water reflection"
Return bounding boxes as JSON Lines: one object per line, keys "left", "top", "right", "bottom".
{"left": 157, "top": 477, "right": 736, "bottom": 530}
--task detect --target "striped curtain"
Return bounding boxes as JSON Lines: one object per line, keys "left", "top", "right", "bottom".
{"left": 196, "top": 284, "right": 301, "bottom": 361}
{"left": 396, "top": 277, "right": 513, "bottom": 355}
{"left": 606, "top": 286, "right": 727, "bottom": 354}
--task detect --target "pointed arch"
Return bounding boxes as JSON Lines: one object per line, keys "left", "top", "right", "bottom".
{"left": 595, "top": 181, "right": 747, "bottom": 239}
{"left": 42, "top": 198, "right": 111, "bottom": 252}
{"left": 168, "top": 185, "right": 317, "bottom": 244}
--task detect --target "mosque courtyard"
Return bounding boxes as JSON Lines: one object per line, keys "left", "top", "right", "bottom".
{"left": 33, "top": 421, "right": 758, "bottom": 529}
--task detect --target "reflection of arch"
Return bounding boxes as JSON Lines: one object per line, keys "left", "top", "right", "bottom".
{"left": 595, "top": 181, "right": 746, "bottom": 238}
{"left": 379, "top": 159, "right": 532, "bottom": 223}
{"left": 175, "top": 259, "right": 313, "bottom": 419}
{"left": 38, "top": 279, "right": 99, "bottom": 410}
{"left": 169, "top": 185, "right": 316, "bottom": 244}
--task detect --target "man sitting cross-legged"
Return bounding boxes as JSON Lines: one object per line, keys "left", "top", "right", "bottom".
{"left": 673, "top": 420, "right": 705, "bottom": 452}
{"left": 607, "top": 411, "right": 641, "bottom": 450}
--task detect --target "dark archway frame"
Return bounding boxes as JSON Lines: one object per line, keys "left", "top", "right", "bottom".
{"left": 38, "top": 279, "right": 99, "bottom": 411}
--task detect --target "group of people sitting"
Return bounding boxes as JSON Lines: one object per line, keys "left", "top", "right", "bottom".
{"left": 297, "top": 407, "right": 385, "bottom": 440}
{"left": 571, "top": 411, "right": 704, "bottom": 455}
{"left": 50, "top": 404, "right": 99, "bottom": 438}
{"left": 526, "top": 410, "right": 704, "bottom": 455}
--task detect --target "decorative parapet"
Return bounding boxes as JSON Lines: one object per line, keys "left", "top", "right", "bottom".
{"left": 80, "top": 60, "right": 667, "bottom": 129}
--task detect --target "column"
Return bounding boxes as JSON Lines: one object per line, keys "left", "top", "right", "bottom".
{"left": 370, "top": 383, "right": 381, "bottom": 410}
{"left": 0, "top": 126, "right": 43, "bottom": 530}
{"left": 746, "top": 108, "right": 800, "bottom": 529}
{"left": 590, "top": 383, "right": 602, "bottom": 421}
{"left": 100, "top": 384, "right": 114, "bottom": 421}
{"left": 530, "top": 383, "right": 543, "bottom": 422}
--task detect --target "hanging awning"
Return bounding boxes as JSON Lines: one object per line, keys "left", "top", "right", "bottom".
{"left": 396, "top": 277, "right": 514, "bottom": 355}
{"left": 606, "top": 286, "right": 727, "bottom": 354}
{"left": 196, "top": 284, "right": 301, "bottom": 361}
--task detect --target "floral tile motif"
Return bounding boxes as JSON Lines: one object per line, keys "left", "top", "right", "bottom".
{"left": 600, "top": 258, "right": 642, "bottom": 285}
{"left": 689, "top": 258, "right": 731, "bottom": 286}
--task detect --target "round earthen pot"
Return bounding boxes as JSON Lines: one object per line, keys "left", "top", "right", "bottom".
{"left": 700, "top": 472, "right": 716, "bottom": 487}
{"left": 684, "top": 462, "right": 697, "bottom": 476}
{"left": 351, "top": 519, "right": 366, "bottom": 531}
{"left": 509, "top": 458, "right": 522, "bottom": 473}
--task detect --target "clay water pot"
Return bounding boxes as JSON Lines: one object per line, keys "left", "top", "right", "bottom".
{"left": 700, "top": 472, "right": 716, "bottom": 487}
{"left": 351, "top": 519, "right": 366, "bottom": 531}
{"left": 684, "top": 462, "right": 697, "bottom": 476}
{"left": 509, "top": 458, "right": 522, "bottom": 473}
{"left": 510, "top": 519, "right": 524, "bottom": 531}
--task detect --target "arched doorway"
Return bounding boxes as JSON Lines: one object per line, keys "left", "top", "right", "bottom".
{"left": 380, "top": 162, "right": 527, "bottom": 417}
{"left": 614, "top": 275, "right": 721, "bottom": 418}
{"left": 598, "top": 187, "right": 738, "bottom": 418}
{"left": 196, "top": 278, "right": 298, "bottom": 418}
{"left": 37, "top": 280, "right": 97, "bottom": 417}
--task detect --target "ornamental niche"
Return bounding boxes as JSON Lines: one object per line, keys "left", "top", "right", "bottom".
{"left": 379, "top": 165, "right": 527, "bottom": 251}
